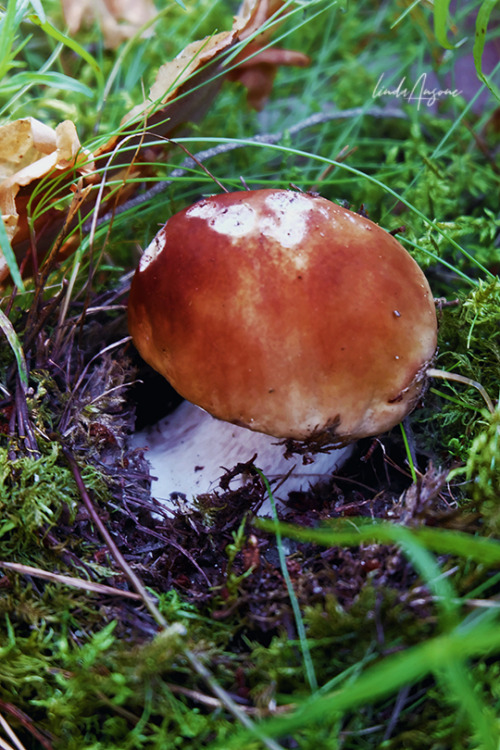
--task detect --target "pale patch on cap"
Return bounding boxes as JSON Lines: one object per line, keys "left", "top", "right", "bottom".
{"left": 187, "top": 200, "right": 256, "bottom": 239}
{"left": 261, "top": 191, "right": 315, "bottom": 248}
{"left": 139, "top": 232, "right": 165, "bottom": 272}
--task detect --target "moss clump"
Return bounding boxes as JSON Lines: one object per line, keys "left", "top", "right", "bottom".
{"left": 417, "top": 279, "right": 500, "bottom": 461}
{"left": 456, "top": 407, "right": 500, "bottom": 533}
{"left": 0, "top": 441, "right": 79, "bottom": 554}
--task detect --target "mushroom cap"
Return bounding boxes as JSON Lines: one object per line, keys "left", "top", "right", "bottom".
{"left": 128, "top": 189, "right": 437, "bottom": 444}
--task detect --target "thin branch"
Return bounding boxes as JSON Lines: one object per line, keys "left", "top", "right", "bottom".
{"left": 0, "top": 702, "right": 53, "bottom": 750}
{"left": 86, "top": 105, "right": 407, "bottom": 230}
{"left": 0, "top": 713, "right": 26, "bottom": 750}
{"left": 0, "top": 735, "right": 16, "bottom": 750}
{"left": 61, "top": 445, "right": 166, "bottom": 624}
{"left": 0, "top": 561, "right": 143, "bottom": 601}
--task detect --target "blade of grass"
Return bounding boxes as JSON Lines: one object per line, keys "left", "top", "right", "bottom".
{"left": 2, "top": 71, "right": 94, "bottom": 97}
{"left": 0, "top": 0, "right": 19, "bottom": 81}
{"left": 219, "top": 614, "right": 500, "bottom": 746}
{"left": 254, "top": 517, "right": 500, "bottom": 569}
{"left": 0, "top": 209, "right": 24, "bottom": 291}
{"left": 433, "top": 0, "right": 459, "bottom": 50}
{"left": 473, "top": 0, "right": 500, "bottom": 102}
{"left": 27, "top": 0, "right": 45, "bottom": 23}
{"left": 255, "top": 468, "right": 318, "bottom": 693}
{"left": 177, "top": 136, "right": 495, "bottom": 280}
{"left": 27, "top": 13, "right": 104, "bottom": 90}
{"left": 390, "top": 0, "right": 421, "bottom": 30}
{"left": 400, "top": 422, "right": 417, "bottom": 483}
{"left": 0, "top": 307, "right": 28, "bottom": 390}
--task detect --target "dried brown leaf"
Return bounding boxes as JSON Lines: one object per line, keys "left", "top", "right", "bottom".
{"left": 61, "top": 0, "right": 157, "bottom": 48}
{"left": 0, "top": 118, "right": 94, "bottom": 281}
{"left": 122, "top": 0, "right": 305, "bottom": 128}
{"left": 227, "top": 45, "right": 309, "bottom": 110}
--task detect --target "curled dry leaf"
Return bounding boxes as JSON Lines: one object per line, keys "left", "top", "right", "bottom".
{"left": 229, "top": 0, "right": 309, "bottom": 109}
{"left": 0, "top": 118, "right": 94, "bottom": 282}
{"left": 122, "top": 31, "right": 237, "bottom": 134}
{"left": 61, "top": 0, "right": 157, "bottom": 49}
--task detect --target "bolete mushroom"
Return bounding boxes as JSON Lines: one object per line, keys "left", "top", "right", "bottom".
{"left": 128, "top": 189, "right": 438, "bottom": 451}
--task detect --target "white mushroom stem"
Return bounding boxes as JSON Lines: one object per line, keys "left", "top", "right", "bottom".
{"left": 130, "top": 400, "right": 353, "bottom": 515}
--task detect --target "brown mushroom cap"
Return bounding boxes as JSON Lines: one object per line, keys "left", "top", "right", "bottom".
{"left": 128, "top": 189, "right": 437, "bottom": 444}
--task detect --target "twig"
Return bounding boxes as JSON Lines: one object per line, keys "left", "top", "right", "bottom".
{"left": 0, "top": 702, "right": 54, "bottom": 750}
{"left": 0, "top": 735, "right": 16, "bottom": 750}
{"left": 61, "top": 445, "right": 166, "bottom": 624}
{"left": 0, "top": 713, "right": 26, "bottom": 750}
{"left": 382, "top": 684, "right": 411, "bottom": 741}
{"left": 0, "top": 561, "right": 143, "bottom": 600}
{"left": 12, "top": 377, "right": 38, "bottom": 456}
{"left": 166, "top": 683, "right": 294, "bottom": 717}
{"left": 61, "top": 445, "right": 285, "bottom": 750}
{"left": 22, "top": 280, "right": 68, "bottom": 356}
{"left": 85, "top": 105, "right": 407, "bottom": 230}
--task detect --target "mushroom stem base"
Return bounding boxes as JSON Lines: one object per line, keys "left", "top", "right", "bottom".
{"left": 130, "top": 401, "right": 353, "bottom": 515}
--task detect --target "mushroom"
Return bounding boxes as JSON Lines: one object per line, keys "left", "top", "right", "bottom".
{"left": 130, "top": 399, "right": 352, "bottom": 512}
{"left": 128, "top": 188, "right": 438, "bottom": 459}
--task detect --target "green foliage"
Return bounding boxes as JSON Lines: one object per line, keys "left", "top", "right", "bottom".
{"left": 222, "top": 515, "right": 256, "bottom": 599}
{"left": 423, "top": 279, "right": 500, "bottom": 459}
{"left": 458, "top": 406, "right": 500, "bottom": 532}
{"left": 0, "top": 614, "right": 234, "bottom": 749}
{"left": 433, "top": 0, "right": 500, "bottom": 101}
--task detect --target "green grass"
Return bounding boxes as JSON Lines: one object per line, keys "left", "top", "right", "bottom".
{"left": 1, "top": 0, "right": 500, "bottom": 748}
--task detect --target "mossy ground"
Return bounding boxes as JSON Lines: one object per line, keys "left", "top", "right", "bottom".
{"left": 1, "top": 1, "right": 500, "bottom": 748}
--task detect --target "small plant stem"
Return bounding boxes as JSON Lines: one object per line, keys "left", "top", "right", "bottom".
{"left": 0, "top": 710, "right": 26, "bottom": 750}
{"left": 0, "top": 561, "right": 143, "bottom": 600}
{"left": 256, "top": 468, "right": 318, "bottom": 693}
{"left": 426, "top": 368, "right": 495, "bottom": 415}
{"left": 400, "top": 422, "right": 417, "bottom": 483}
{"left": 62, "top": 445, "right": 284, "bottom": 750}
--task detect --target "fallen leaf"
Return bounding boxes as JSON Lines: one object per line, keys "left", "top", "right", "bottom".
{"left": 61, "top": 0, "right": 157, "bottom": 48}
{"left": 227, "top": 45, "right": 310, "bottom": 110}
{"left": 122, "top": 30, "right": 236, "bottom": 132}
{"left": 0, "top": 118, "right": 94, "bottom": 281}
{"left": 122, "top": 0, "right": 307, "bottom": 130}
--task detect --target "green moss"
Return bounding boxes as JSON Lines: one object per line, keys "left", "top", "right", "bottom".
{"left": 459, "top": 407, "right": 500, "bottom": 532}
{"left": 418, "top": 279, "right": 500, "bottom": 461}
{"left": 0, "top": 441, "right": 78, "bottom": 552}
